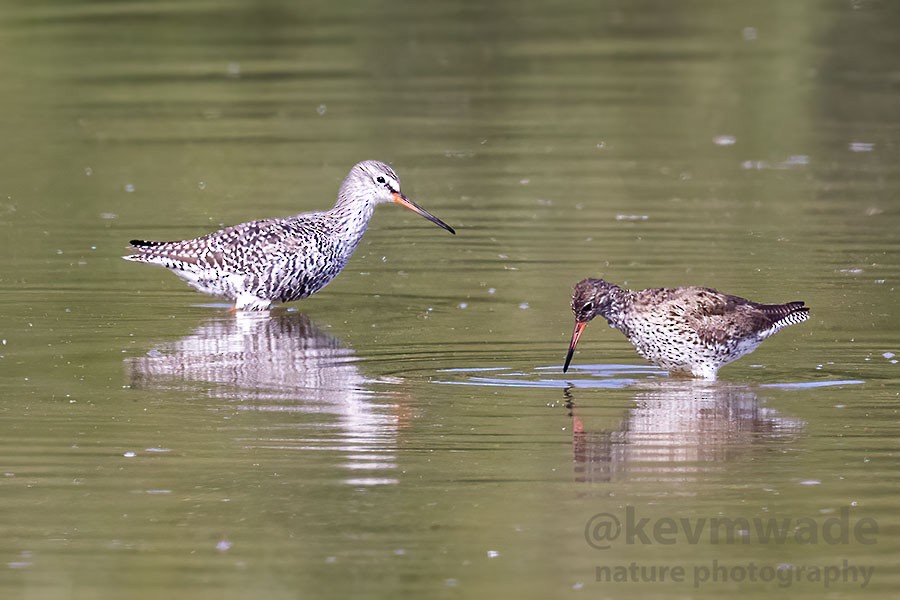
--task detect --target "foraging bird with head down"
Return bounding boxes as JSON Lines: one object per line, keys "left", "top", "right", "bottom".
{"left": 563, "top": 278, "right": 810, "bottom": 379}
{"left": 124, "top": 160, "right": 455, "bottom": 311}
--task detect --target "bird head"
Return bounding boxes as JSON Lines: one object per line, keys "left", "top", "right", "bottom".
{"left": 348, "top": 160, "right": 455, "bottom": 234}
{"left": 564, "top": 278, "right": 616, "bottom": 372}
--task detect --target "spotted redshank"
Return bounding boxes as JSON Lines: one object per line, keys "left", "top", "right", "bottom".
{"left": 563, "top": 278, "right": 810, "bottom": 379}
{"left": 124, "top": 160, "right": 455, "bottom": 311}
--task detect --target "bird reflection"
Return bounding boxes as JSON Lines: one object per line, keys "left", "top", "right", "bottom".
{"left": 565, "top": 381, "right": 804, "bottom": 483}
{"left": 126, "top": 311, "right": 398, "bottom": 486}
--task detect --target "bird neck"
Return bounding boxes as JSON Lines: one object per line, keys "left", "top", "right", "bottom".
{"left": 600, "top": 285, "right": 634, "bottom": 329}
{"left": 327, "top": 197, "right": 376, "bottom": 250}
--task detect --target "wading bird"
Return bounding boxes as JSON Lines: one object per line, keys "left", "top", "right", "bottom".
{"left": 564, "top": 278, "right": 809, "bottom": 379}
{"left": 125, "top": 160, "right": 455, "bottom": 311}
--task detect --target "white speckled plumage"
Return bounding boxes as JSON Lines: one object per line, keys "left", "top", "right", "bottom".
{"left": 124, "top": 160, "right": 455, "bottom": 310}
{"left": 564, "top": 278, "right": 810, "bottom": 379}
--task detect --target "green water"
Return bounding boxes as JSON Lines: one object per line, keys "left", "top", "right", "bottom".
{"left": 1, "top": 1, "right": 899, "bottom": 598}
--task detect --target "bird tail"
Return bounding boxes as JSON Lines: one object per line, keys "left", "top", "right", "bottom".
{"left": 123, "top": 240, "right": 174, "bottom": 263}
{"left": 758, "top": 301, "right": 810, "bottom": 335}
{"left": 129, "top": 239, "right": 165, "bottom": 248}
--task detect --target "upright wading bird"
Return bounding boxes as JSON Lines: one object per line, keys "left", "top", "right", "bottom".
{"left": 563, "top": 278, "right": 810, "bottom": 379}
{"left": 124, "top": 160, "right": 455, "bottom": 311}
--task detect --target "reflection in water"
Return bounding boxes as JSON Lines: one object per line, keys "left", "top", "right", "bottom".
{"left": 434, "top": 364, "right": 856, "bottom": 485}
{"left": 127, "top": 312, "right": 398, "bottom": 486}
{"left": 565, "top": 380, "right": 804, "bottom": 484}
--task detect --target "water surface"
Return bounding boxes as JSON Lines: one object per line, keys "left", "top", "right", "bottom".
{"left": 1, "top": 1, "right": 899, "bottom": 598}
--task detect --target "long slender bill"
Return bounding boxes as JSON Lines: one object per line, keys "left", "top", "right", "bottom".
{"left": 392, "top": 192, "right": 456, "bottom": 235}
{"left": 563, "top": 321, "right": 588, "bottom": 373}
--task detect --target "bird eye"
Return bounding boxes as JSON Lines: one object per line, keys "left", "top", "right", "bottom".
{"left": 376, "top": 176, "right": 386, "bottom": 184}
{"left": 582, "top": 302, "right": 593, "bottom": 313}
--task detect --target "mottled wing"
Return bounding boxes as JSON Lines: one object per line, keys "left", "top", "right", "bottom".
{"left": 125, "top": 218, "right": 286, "bottom": 273}
{"left": 671, "top": 288, "right": 809, "bottom": 345}
{"left": 126, "top": 215, "right": 325, "bottom": 272}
